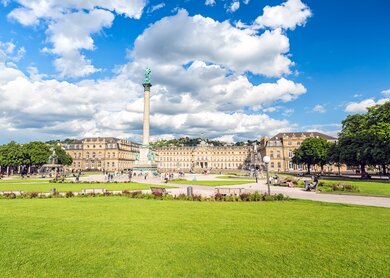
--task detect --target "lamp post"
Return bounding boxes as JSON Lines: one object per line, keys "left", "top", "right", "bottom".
{"left": 263, "top": 156, "right": 271, "bottom": 195}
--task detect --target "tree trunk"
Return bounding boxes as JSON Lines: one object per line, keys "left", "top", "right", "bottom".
{"left": 338, "top": 164, "right": 341, "bottom": 176}
{"left": 6, "top": 166, "right": 9, "bottom": 175}
{"left": 382, "top": 164, "right": 387, "bottom": 175}
{"left": 307, "top": 163, "right": 311, "bottom": 174}
{"left": 360, "top": 164, "right": 366, "bottom": 178}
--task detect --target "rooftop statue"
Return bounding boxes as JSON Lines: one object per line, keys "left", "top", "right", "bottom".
{"left": 144, "top": 67, "right": 151, "bottom": 84}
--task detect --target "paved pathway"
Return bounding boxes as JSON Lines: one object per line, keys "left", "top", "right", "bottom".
{"left": 78, "top": 174, "right": 390, "bottom": 208}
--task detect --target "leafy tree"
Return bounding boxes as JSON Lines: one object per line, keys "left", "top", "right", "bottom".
{"left": 53, "top": 145, "right": 73, "bottom": 166}
{"left": 151, "top": 137, "right": 226, "bottom": 147}
{"left": 0, "top": 141, "right": 29, "bottom": 174}
{"left": 23, "top": 141, "right": 51, "bottom": 167}
{"left": 292, "top": 137, "right": 331, "bottom": 174}
{"left": 366, "top": 102, "right": 390, "bottom": 174}
{"left": 338, "top": 114, "right": 373, "bottom": 177}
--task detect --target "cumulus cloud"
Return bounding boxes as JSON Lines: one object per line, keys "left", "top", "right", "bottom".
{"left": 345, "top": 98, "right": 389, "bottom": 113}
{"left": 7, "top": 0, "right": 146, "bottom": 77}
{"left": 132, "top": 10, "right": 292, "bottom": 77}
{"left": 382, "top": 89, "right": 390, "bottom": 97}
{"left": 254, "top": 0, "right": 311, "bottom": 30}
{"left": 228, "top": 1, "right": 240, "bottom": 13}
{"left": 313, "top": 104, "right": 326, "bottom": 113}
{"left": 0, "top": 2, "right": 312, "bottom": 143}
{"left": 0, "top": 41, "right": 25, "bottom": 63}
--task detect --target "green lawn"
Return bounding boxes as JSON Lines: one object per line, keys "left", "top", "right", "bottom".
{"left": 0, "top": 198, "right": 389, "bottom": 277}
{"left": 169, "top": 179, "right": 252, "bottom": 186}
{"left": 216, "top": 175, "right": 257, "bottom": 181}
{"left": 319, "top": 179, "right": 390, "bottom": 196}
{"left": 0, "top": 182, "right": 174, "bottom": 192}
{"left": 0, "top": 178, "right": 51, "bottom": 184}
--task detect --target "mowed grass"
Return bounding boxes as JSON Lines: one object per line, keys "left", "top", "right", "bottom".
{"left": 169, "top": 179, "right": 251, "bottom": 186}
{"left": 0, "top": 178, "right": 51, "bottom": 183}
{"left": 216, "top": 175, "right": 257, "bottom": 181}
{"left": 0, "top": 182, "right": 174, "bottom": 192}
{"left": 0, "top": 198, "right": 389, "bottom": 277}
{"left": 320, "top": 179, "right": 390, "bottom": 196}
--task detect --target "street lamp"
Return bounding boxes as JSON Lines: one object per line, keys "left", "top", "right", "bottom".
{"left": 263, "top": 156, "right": 271, "bottom": 195}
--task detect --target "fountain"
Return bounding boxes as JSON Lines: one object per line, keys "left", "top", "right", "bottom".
{"left": 39, "top": 147, "right": 64, "bottom": 177}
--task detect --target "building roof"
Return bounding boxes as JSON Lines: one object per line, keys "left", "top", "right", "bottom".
{"left": 270, "top": 132, "right": 336, "bottom": 141}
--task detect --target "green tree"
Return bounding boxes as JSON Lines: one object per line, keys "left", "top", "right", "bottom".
{"left": 23, "top": 141, "right": 51, "bottom": 167}
{"left": 366, "top": 102, "right": 390, "bottom": 174}
{"left": 338, "top": 114, "right": 372, "bottom": 177}
{"left": 328, "top": 142, "right": 342, "bottom": 175}
{"left": 52, "top": 145, "right": 73, "bottom": 166}
{"left": 0, "top": 141, "right": 29, "bottom": 174}
{"left": 292, "top": 137, "right": 331, "bottom": 174}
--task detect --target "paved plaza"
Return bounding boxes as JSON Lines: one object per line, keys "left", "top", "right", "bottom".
{"left": 79, "top": 174, "right": 390, "bottom": 208}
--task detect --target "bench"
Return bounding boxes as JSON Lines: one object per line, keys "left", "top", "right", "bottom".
{"left": 82, "top": 188, "right": 107, "bottom": 194}
{"left": 215, "top": 188, "right": 245, "bottom": 196}
{"left": 150, "top": 187, "right": 167, "bottom": 195}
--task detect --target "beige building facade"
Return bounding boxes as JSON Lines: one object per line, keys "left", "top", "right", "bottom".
{"left": 156, "top": 141, "right": 257, "bottom": 172}
{"left": 259, "top": 132, "right": 346, "bottom": 173}
{"left": 63, "top": 137, "right": 140, "bottom": 172}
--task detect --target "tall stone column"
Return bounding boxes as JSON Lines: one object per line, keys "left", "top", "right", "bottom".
{"left": 142, "top": 83, "right": 152, "bottom": 145}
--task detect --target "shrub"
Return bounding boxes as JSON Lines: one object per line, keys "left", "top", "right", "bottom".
{"left": 25, "top": 192, "right": 39, "bottom": 199}
{"left": 65, "top": 191, "right": 74, "bottom": 198}
{"left": 2, "top": 193, "right": 16, "bottom": 199}
{"left": 239, "top": 193, "right": 250, "bottom": 201}
{"left": 214, "top": 193, "right": 224, "bottom": 201}
{"left": 251, "top": 191, "right": 262, "bottom": 201}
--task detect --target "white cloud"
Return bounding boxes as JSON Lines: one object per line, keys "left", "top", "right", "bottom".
{"left": 7, "top": 0, "right": 146, "bottom": 77}
{"left": 212, "top": 134, "right": 235, "bottom": 143}
{"left": 381, "top": 89, "right": 390, "bottom": 97}
{"left": 228, "top": 1, "right": 240, "bottom": 13}
{"left": 205, "top": 0, "right": 216, "bottom": 6}
{"left": 0, "top": 41, "right": 25, "bottom": 63}
{"left": 148, "top": 3, "right": 165, "bottom": 13}
{"left": 0, "top": 2, "right": 312, "bottom": 143}
{"left": 254, "top": 0, "right": 311, "bottom": 30}
{"left": 313, "top": 104, "right": 326, "bottom": 113}
{"left": 345, "top": 98, "right": 389, "bottom": 113}
{"left": 133, "top": 10, "right": 292, "bottom": 77}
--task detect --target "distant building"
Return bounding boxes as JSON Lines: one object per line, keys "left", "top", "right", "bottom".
{"left": 259, "top": 132, "right": 345, "bottom": 173}
{"left": 156, "top": 141, "right": 260, "bottom": 172}
{"left": 62, "top": 137, "right": 140, "bottom": 172}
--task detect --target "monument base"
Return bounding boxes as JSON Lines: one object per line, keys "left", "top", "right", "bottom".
{"left": 133, "top": 144, "right": 158, "bottom": 176}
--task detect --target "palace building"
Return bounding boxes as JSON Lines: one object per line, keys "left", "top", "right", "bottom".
{"left": 155, "top": 141, "right": 260, "bottom": 172}
{"left": 62, "top": 137, "right": 140, "bottom": 172}
{"left": 258, "top": 132, "right": 344, "bottom": 173}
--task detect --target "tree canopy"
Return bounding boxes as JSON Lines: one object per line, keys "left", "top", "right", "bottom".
{"left": 292, "top": 137, "right": 331, "bottom": 174}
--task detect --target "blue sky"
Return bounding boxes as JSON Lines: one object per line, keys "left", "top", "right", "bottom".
{"left": 0, "top": 0, "right": 389, "bottom": 144}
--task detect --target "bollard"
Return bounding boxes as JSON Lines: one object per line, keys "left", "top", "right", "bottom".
{"left": 187, "top": 186, "right": 193, "bottom": 197}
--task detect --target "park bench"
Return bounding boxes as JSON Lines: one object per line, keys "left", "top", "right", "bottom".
{"left": 215, "top": 188, "right": 245, "bottom": 196}
{"left": 150, "top": 187, "right": 167, "bottom": 195}
{"left": 82, "top": 188, "right": 107, "bottom": 194}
